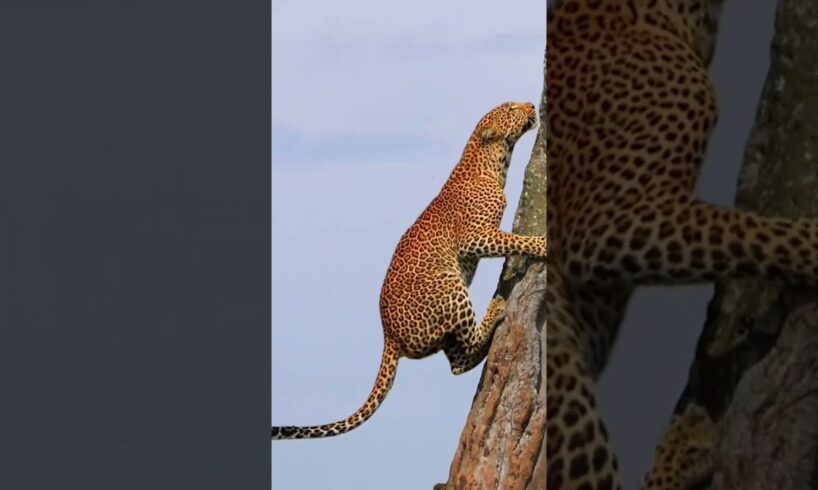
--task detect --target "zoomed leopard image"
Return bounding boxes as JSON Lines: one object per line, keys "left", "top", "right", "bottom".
{"left": 546, "top": 0, "right": 818, "bottom": 489}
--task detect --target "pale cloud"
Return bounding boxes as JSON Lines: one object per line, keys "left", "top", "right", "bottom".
{"left": 271, "top": 125, "right": 441, "bottom": 166}
{"left": 273, "top": 0, "right": 543, "bottom": 47}
{"left": 272, "top": 0, "right": 546, "bottom": 139}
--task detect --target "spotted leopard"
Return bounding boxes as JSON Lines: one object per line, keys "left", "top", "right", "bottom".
{"left": 546, "top": 0, "right": 817, "bottom": 488}
{"left": 272, "top": 102, "right": 547, "bottom": 439}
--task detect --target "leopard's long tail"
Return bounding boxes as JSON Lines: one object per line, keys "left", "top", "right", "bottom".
{"left": 271, "top": 338, "right": 400, "bottom": 440}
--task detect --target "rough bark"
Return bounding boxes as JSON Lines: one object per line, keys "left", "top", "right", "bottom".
{"left": 436, "top": 262, "right": 547, "bottom": 490}
{"left": 669, "top": 1, "right": 818, "bottom": 488}
{"left": 711, "top": 304, "right": 818, "bottom": 490}
{"left": 436, "top": 50, "right": 548, "bottom": 490}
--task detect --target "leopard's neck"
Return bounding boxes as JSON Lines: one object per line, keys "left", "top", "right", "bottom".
{"left": 636, "top": 0, "right": 725, "bottom": 62}
{"left": 452, "top": 138, "right": 513, "bottom": 188}
{"left": 553, "top": 0, "right": 724, "bottom": 63}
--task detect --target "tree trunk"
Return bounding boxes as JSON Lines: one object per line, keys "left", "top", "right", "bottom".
{"left": 666, "top": 1, "right": 818, "bottom": 488}
{"left": 436, "top": 50, "right": 548, "bottom": 490}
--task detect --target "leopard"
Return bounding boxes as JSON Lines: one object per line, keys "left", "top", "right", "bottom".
{"left": 641, "top": 404, "right": 717, "bottom": 489}
{"left": 272, "top": 101, "right": 547, "bottom": 440}
{"left": 545, "top": 0, "right": 818, "bottom": 488}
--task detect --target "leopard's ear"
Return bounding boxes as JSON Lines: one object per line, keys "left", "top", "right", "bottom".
{"left": 478, "top": 123, "right": 501, "bottom": 142}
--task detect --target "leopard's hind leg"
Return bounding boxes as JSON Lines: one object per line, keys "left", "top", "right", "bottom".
{"left": 444, "top": 295, "right": 507, "bottom": 375}
{"left": 395, "top": 271, "right": 501, "bottom": 375}
{"left": 547, "top": 334, "right": 622, "bottom": 490}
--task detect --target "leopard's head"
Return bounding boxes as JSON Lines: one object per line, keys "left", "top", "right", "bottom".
{"left": 474, "top": 102, "right": 538, "bottom": 146}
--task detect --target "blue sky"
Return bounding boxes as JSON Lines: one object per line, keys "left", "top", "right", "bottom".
{"left": 272, "top": 1, "right": 546, "bottom": 487}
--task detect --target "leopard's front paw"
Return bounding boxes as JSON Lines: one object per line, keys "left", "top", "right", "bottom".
{"left": 488, "top": 296, "right": 507, "bottom": 325}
